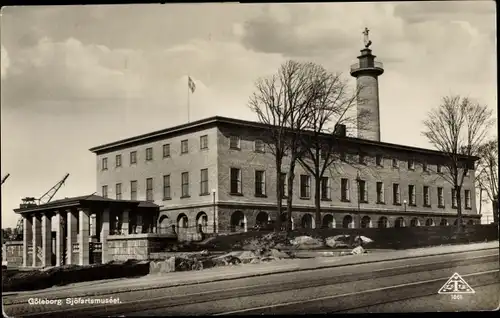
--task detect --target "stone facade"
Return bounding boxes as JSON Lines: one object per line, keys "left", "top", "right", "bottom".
{"left": 107, "top": 234, "right": 169, "bottom": 261}
{"left": 4, "top": 241, "right": 23, "bottom": 267}
{"left": 91, "top": 117, "right": 480, "bottom": 239}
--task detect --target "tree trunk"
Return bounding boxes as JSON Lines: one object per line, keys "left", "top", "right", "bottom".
{"left": 314, "top": 174, "right": 321, "bottom": 230}
{"left": 275, "top": 158, "right": 283, "bottom": 232}
{"left": 493, "top": 195, "right": 499, "bottom": 224}
{"left": 286, "top": 160, "right": 297, "bottom": 233}
{"left": 456, "top": 185, "right": 463, "bottom": 233}
{"left": 479, "top": 188, "right": 483, "bottom": 216}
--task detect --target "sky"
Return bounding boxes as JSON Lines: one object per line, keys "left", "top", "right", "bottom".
{"left": 1, "top": 2, "right": 497, "bottom": 228}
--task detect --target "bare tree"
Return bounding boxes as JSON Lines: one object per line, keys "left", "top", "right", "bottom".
{"left": 249, "top": 75, "right": 287, "bottom": 231}
{"left": 422, "top": 95, "right": 494, "bottom": 231}
{"left": 296, "top": 69, "right": 362, "bottom": 229}
{"left": 249, "top": 60, "right": 321, "bottom": 232}
{"left": 476, "top": 139, "right": 498, "bottom": 224}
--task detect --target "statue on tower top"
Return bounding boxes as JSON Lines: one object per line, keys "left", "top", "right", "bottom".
{"left": 363, "top": 27, "right": 372, "bottom": 48}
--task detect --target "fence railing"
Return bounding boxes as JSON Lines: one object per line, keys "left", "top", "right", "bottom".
{"left": 350, "top": 61, "right": 384, "bottom": 72}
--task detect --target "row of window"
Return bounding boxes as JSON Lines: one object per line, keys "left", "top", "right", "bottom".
{"left": 100, "top": 135, "right": 268, "bottom": 170}
{"left": 100, "top": 134, "right": 459, "bottom": 174}
{"left": 101, "top": 168, "right": 472, "bottom": 209}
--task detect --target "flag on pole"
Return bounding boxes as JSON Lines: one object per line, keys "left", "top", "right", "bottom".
{"left": 188, "top": 76, "right": 196, "bottom": 93}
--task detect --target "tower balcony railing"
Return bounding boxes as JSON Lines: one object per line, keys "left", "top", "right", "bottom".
{"left": 350, "top": 61, "right": 384, "bottom": 73}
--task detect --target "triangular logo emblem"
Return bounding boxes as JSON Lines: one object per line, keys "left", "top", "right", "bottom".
{"left": 438, "top": 272, "right": 475, "bottom": 294}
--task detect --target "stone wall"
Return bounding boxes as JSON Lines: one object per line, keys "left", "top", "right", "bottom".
{"left": 4, "top": 241, "right": 23, "bottom": 267}
{"left": 107, "top": 234, "right": 172, "bottom": 261}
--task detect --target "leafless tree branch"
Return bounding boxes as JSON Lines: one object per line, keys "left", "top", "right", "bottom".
{"left": 422, "top": 95, "right": 495, "bottom": 230}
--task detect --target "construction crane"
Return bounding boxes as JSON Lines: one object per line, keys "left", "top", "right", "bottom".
{"left": 1, "top": 173, "right": 10, "bottom": 185}
{"left": 13, "top": 173, "right": 70, "bottom": 240}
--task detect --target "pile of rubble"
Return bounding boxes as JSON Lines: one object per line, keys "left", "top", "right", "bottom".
{"left": 149, "top": 248, "right": 292, "bottom": 274}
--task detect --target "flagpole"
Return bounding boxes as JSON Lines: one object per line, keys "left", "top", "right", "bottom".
{"left": 187, "top": 75, "right": 190, "bottom": 123}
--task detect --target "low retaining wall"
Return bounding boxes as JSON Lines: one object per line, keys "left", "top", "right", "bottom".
{"left": 290, "top": 224, "right": 499, "bottom": 249}
{"left": 107, "top": 234, "right": 176, "bottom": 261}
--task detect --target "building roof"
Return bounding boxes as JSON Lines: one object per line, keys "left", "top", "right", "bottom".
{"left": 14, "top": 194, "right": 159, "bottom": 214}
{"left": 89, "top": 116, "right": 479, "bottom": 161}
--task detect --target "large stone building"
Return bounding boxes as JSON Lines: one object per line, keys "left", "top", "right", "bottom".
{"left": 89, "top": 38, "right": 480, "bottom": 236}
{"left": 89, "top": 115, "right": 479, "bottom": 236}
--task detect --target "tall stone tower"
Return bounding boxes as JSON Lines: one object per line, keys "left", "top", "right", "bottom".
{"left": 350, "top": 27, "right": 384, "bottom": 142}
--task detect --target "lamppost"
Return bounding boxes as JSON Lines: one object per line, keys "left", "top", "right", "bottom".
{"left": 212, "top": 189, "right": 216, "bottom": 234}
{"left": 356, "top": 171, "right": 362, "bottom": 229}
{"left": 403, "top": 199, "right": 407, "bottom": 213}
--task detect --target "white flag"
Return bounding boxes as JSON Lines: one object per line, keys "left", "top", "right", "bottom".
{"left": 188, "top": 76, "right": 196, "bottom": 93}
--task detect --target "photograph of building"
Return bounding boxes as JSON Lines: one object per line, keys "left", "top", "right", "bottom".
{"left": 2, "top": 3, "right": 497, "bottom": 316}
{"left": 88, "top": 41, "right": 479, "bottom": 236}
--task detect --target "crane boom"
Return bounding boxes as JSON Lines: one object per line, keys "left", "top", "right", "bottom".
{"left": 1, "top": 173, "right": 10, "bottom": 185}
{"left": 15, "top": 173, "right": 70, "bottom": 241}
{"left": 38, "top": 173, "right": 69, "bottom": 204}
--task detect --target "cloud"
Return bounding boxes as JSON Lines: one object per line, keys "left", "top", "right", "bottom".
{"left": 2, "top": 37, "right": 148, "bottom": 108}
{"left": 1, "top": 45, "right": 9, "bottom": 79}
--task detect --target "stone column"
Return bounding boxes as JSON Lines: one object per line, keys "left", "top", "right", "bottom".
{"left": 66, "top": 210, "right": 78, "bottom": 265}
{"left": 22, "top": 215, "right": 33, "bottom": 267}
{"left": 32, "top": 215, "right": 42, "bottom": 267}
{"left": 90, "top": 214, "right": 97, "bottom": 237}
{"left": 41, "top": 213, "right": 52, "bottom": 267}
{"left": 136, "top": 214, "right": 143, "bottom": 234}
{"left": 78, "top": 208, "right": 90, "bottom": 266}
{"left": 101, "top": 208, "right": 110, "bottom": 263}
{"left": 55, "top": 211, "right": 64, "bottom": 266}
{"left": 122, "top": 209, "right": 130, "bottom": 235}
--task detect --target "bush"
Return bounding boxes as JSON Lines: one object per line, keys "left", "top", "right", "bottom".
{"left": 2, "top": 260, "right": 150, "bottom": 292}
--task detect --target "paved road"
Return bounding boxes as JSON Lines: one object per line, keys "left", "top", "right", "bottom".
{"left": 5, "top": 248, "right": 498, "bottom": 316}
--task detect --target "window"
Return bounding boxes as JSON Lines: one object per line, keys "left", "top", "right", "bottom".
{"left": 255, "top": 170, "right": 266, "bottom": 196}
{"left": 130, "top": 180, "right": 137, "bottom": 200}
{"left": 341, "top": 178, "right": 350, "bottom": 201}
{"left": 163, "top": 175, "right": 171, "bottom": 199}
{"left": 437, "top": 187, "right": 444, "bottom": 207}
{"left": 115, "top": 154, "right": 122, "bottom": 167}
{"left": 102, "top": 185, "right": 108, "bottom": 198}
{"left": 321, "top": 177, "right": 330, "bottom": 200}
{"left": 130, "top": 151, "right": 137, "bottom": 164}
{"left": 358, "top": 153, "right": 366, "bottom": 165}
{"left": 254, "top": 139, "right": 265, "bottom": 153}
{"left": 422, "top": 161, "right": 428, "bottom": 172}
{"left": 358, "top": 180, "right": 367, "bottom": 202}
{"left": 465, "top": 190, "right": 471, "bottom": 209}
{"left": 200, "top": 169, "right": 209, "bottom": 195}
{"left": 423, "top": 186, "right": 430, "bottom": 206}
{"left": 200, "top": 135, "right": 208, "bottom": 150}
{"left": 376, "top": 154, "right": 383, "bottom": 166}
{"left": 408, "top": 159, "right": 415, "bottom": 170}
{"left": 230, "top": 168, "right": 241, "bottom": 194}
{"left": 115, "top": 183, "right": 122, "bottom": 200}
{"left": 146, "top": 178, "right": 153, "bottom": 202}
{"left": 102, "top": 158, "right": 108, "bottom": 170}
{"left": 393, "top": 183, "right": 401, "bottom": 204}
{"left": 409, "top": 185, "right": 416, "bottom": 205}
{"left": 437, "top": 164, "right": 442, "bottom": 173}
{"left": 163, "top": 144, "right": 170, "bottom": 158}
{"left": 392, "top": 158, "right": 398, "bottom": 168}
{"left": 300, "top": 175, "right": 311, "bottom": 198}
{"left": 230, "top": 136, "right": 240, "bottom": 149}
{"left": 452, "top": 189, "right": 457, "bottom": 208}
{"left": 280, "top": 172, "right": 287, "bottom": 199}
{"left": 181, "top": 140, "right": 189, "bottom": 154}
{"left": 146, "top": 147, "right": 153, "bottom": 161}
{"left": 376, "top": 182, "right": 384, "bottom": 203}
{"left": 181, "top": 172, "right": 189, "bottom": 197}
